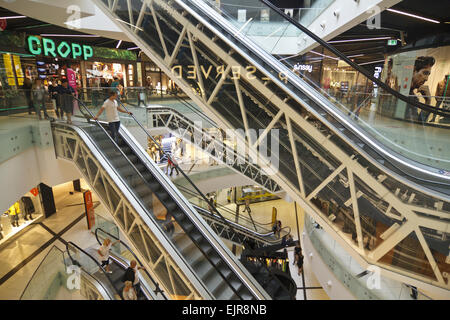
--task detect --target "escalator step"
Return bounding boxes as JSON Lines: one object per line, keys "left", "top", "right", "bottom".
{"left": 165, "top": 201, "right": 178, "bottom": 212}
{"left": 213, "top": 282, "right": 234, "bottom": 300}
{"left": 134, "top": 184, "right": 152, "bottom": 198}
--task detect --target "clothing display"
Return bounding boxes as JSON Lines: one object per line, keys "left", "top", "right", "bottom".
{"left": 7, "top": 203, "right": 20, "bottom": 227}
{"left": 21, "top": 196, "right": 35, "bottom": 220}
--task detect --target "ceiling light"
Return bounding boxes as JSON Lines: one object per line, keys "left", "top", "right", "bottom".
{"left": 116, "top": 40, "right": 122, "bottom": 49}
{"left": 386, "top": 8, "right": 440, "bottom": 24}
{"left": 0, "top": 15, "right": 27, "bottom": 19}
{"left": 328, "top": 37, "right": 391, "bottom": 44}
{"left": 310, "top": 50, "right": 340, "bottom": 60}
{"left": 347, "top": 54, "right": 364, "bottom": 58}
{"left": 127, "top": 47, "right": 140, "bottom": 50}
{"left": 40, "top": 34, "right": 99, "bottom": 37}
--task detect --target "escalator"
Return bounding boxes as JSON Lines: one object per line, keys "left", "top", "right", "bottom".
{"left": 94, "top": 227, "right": 168, "bottom": 300}
{"left": 53, "top": 98, "right": 269, "bottom": 300}
{"left": 92, "top": 0, "right": 450, "bottom": 291}
{"left": 65, "top": 241, "right": 123, "bottom": 300}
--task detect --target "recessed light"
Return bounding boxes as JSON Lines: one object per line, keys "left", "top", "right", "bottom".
{"left": 386, "top": 8, "right": 440, "bottom": 24}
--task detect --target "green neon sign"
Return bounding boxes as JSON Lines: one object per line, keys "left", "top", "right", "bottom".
{"left": 26, "top": 36, "right": 94, "bottom": 60}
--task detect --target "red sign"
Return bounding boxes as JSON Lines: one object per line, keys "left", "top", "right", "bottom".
{"left": 83, "top": 190, "right": 95, "bottom": 230}
{"left": 0, "top": 19, "right": 7, "bottom": 32}
{"left": 30, "top": 188, "right": 39, "bottom": 197}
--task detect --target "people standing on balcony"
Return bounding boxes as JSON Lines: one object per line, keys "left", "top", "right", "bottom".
{"left": 32, "top": 79, "right": 49, "bottom": 120}
{"left": 23, "top": 77, "right": 34, "bottom": 115}
{"left": 59, "top": 79, "right": 75, "bottom": 124}
{"left": 93, "top": 91, "right": 133, "bottom": 143}
{"left": 405, "top": 56, "right": 435, "bottom": 123}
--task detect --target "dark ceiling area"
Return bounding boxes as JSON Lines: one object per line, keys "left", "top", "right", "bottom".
{"left": 0, "top": 7, "right": 135, "bottom": 49}
{"left": 328, "top": 0, "right": 450, "bottom": 65}
{"left": 272, "top": 0, "right": 450, "bottom": 66}
{"left": 1, "top": 1, "right": 448, "bottom": 66}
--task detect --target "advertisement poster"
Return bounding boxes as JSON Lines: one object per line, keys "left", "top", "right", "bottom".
{"left": 381, "top": 45, "right": 450, "bottom": 120}
{"left": 13, "top": 55, "right": 24, "bottom": 86}
{"left": 2, "top": 54, "right": 16, "bottom": 86}
{"left": 83, "top": 190, "right": 95, "bottom": 230}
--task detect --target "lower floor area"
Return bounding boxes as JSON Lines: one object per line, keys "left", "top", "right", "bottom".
{"left": 0, "top": 178, "right": 329, "bottom": 300}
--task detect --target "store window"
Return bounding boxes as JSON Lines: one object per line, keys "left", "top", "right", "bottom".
{"left": 235, "top": 185, "right": 279, "bottom": 205}
{"left": 1, "top": 188, "right": 44, "bottom": 245}
{"left": 85, "top": 61, "right": 125, "bottom": 86}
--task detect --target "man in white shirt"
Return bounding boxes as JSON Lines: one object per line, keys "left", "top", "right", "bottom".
{"left": 93, "top": 90, "right": 132, "bottom": 143}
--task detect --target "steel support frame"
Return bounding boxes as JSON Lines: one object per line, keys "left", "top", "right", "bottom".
{"left": 52, "top": 126, "right": 204, "bottom": 300}
{"left": 148, "top": 108, "right": 280, "bottom": 193}
{"left": 95, "top": 0, "right": 449, "bottom": 290}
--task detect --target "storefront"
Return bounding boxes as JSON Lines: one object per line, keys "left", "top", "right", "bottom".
{"left": 0, "top": 31, "right": 138, "bottom": 90}
{"left": 141, "top": 53, "right": 180, "bottom": 96}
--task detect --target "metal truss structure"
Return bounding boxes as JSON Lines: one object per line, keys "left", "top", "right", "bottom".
{"left": 94, "top": 0, "right": 450, "bottom": 294}
{"left": 148, "top": 106, "right": 281, "bottom": 193}
{"left": 52, "top": 123, "right": 205, "bottom": 300}
{"left": 192, "top": 205, "right": 283, "bottom": 248}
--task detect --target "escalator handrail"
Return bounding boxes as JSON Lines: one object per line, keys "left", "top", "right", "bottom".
{"left": 65, "top": 241, "right": 122, "bottom": 299}
{"left": 173, "top": 182, "right": 278, "bottom": 234}
{"left": 116, "top": 99, "right": 241, "bottom": 236}
{"left": 94, "top": 227, "right": 168, "bottom": 300}
{"left": 259, "top": 0, "right": 450, "bottom": 118}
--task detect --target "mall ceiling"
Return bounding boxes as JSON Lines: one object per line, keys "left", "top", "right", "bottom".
{"left": 308, "top": 0, "right": 450, "bottom": 66}
{"left": 1, "top": 1, "right": 449, "bottom": 67}
{"left": 0, "top": 7, "right": 135, "bottom": 50}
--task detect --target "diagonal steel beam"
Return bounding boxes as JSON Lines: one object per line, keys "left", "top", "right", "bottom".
{"left": 306, "top": 163, "right": 345, "bottom": 201}
{"left": 348, "top": 169, "right": 364, "bottom": 251}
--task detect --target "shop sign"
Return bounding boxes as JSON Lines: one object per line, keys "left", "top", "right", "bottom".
{"left": 2, "top": 54, "right": 16, "bottom": 85}
{"left": 30, "top": 188, "right": 39, "bottom": 196}
{"left": 387, "top": 39, "right": 398, "bottom": 46}
{"left": 293, "top": 63, "right": 313, "bottom": 73}
{"left": 83, "top": 190, "right": 95, "bottom": 230}
{"left": 27, "top": 35, "right": 93, "bottom": 60}
{"left": 0, "top": 19, "right": 7, "bottom": 31}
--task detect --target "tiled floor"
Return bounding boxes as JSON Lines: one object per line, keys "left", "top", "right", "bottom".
{"left": 0, "top": 180, "right": 100, "bottom": 300}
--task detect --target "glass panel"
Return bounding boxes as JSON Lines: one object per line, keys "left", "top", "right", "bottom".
{"left": 21, "top": 246, "right": 71, "bottom": 300}
{"left": 196, "top": 0, "right": 450, "bottom": 173}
